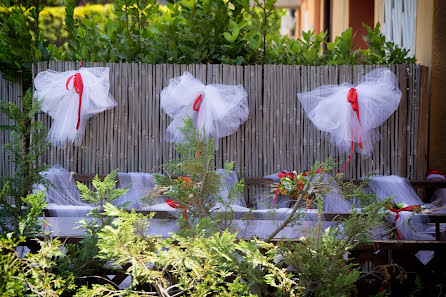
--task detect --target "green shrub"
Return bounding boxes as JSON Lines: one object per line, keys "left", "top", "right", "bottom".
{"left": 39, "top": 3, "right": 115, "bottom": 45}
{"left": 56, "top": 170, "right": 129, "bottom": 285}
{"left": 0, "top": 89, "right": 49, "bottom": 235}
{"left": 0, "top": 234, "right": 76, "bottom": 296}
{"left": 146, "top": 117, "right": 245, "bottom": 231}
{"left": 77, "top": 205, "right": 302, "bottom": 296}
{"left": 0, "top": 1, "right": 416, "bottom": 83}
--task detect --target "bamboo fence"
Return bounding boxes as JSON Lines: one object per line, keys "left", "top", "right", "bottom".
{"left": 1, "top": 63, "right": 429, "bottom": 184}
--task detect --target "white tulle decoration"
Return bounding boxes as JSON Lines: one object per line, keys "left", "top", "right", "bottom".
{"left": 35, "top": 164, "right": 86, "bottom": 206}
{"left": 212, "top": 169, "right": 249, "bottom": 211}
{"left": 297, "top": 68, "right": 401, "bottom": 156}
{"left": 160, "top": 72, "right": 249, "bottom": 143}
{"left": 115, "top": 172, "right": 157, "bottom": 209}
{"left": 368, "top": 175, "right": 442, "bottom": 264}
{"left": 426, "top": 171, "right": 446, "bottom": 209}
{"left": 34, "top": 67, "right": 117, "bottom": 148}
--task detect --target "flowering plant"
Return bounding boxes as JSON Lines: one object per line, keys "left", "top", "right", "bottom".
{"left": 276, "top": 172, "right": 306, "bottom": 198}
{"left": 273, "top": 168, "right": 324, "bottom": 208}
{"left": 176, "top": 176, "right": 194, "bottom": 189}
{"left": 146, "top": 118, "right": 244, "bottom": 225}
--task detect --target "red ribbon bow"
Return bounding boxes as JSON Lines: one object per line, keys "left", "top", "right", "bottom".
{"left": 388, "top": 205, "right": 421, "bottom": 240}
{"left": 347, "top": 88, "right": 363, "bottom": 149}
{"left": 66, "top": 73, "right": 84, "bottom": 130}
{"left": 166, "top": 199, "right": 188, "bottom": 219}
{"left": 193, "top": 93, "right": 204, "bottom": 111}
{"left": 338, "top": 88, "right": 362, "bottom": 174}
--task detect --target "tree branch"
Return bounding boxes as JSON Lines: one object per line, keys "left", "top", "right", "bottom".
{"left": 265, "top": 174, "right": 316, "bottom": 242}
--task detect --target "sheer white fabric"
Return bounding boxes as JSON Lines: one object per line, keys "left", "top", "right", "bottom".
{"left": 426, "top": 173, "right": 446, "bottom": 210}
{"left": 34, "top": 67, "right": 117, "bottom": 148}
{"left": 245, "top": 172, "right": 354, "bottom": 239}
{"left": 368, "top": 175, "right": 441, "bottom": 264}
{"left": 297, "top": 68, "right": 401, "bottom": 155}
{"left": 213, "top": 169, "right": 248, "bottom": 211}
{"left": 116, "top": 172, "right": 183, "bottom": 219}
{"left": 116, "top": 172, "right": 157, "bottom": 209}
{"left": 369, "top": 175, "right": 429, "bottom": 207}
{"left": 323, "top": 182, "right": 353, "bottom": 212}
{"left": 36, "top": 165, "right": 86, "bottom": 206}
{"left": 160, "top": 72, "right": 249, "bottom": 144}
{"left": 34, "top": 165, "right": 92, "bottom": 219}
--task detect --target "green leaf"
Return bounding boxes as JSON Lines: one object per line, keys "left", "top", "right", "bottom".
{"left": 34, "top": 49, "right": 42, "bottom": 60}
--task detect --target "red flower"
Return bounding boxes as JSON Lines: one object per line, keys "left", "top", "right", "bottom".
{"left": 278, "top": 171, "right": 294, "bottom": 179}
{"left": 178, "top": 176, "right": 193, "bottom": 189}
{"left": 306, "top": 196, "right": 313, "bottom": 209}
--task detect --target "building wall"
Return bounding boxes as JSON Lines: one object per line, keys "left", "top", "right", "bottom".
{"left": 330, "top": 0, "right": 349, "bottom": 42}
{"left": 349, "top": 0, "right": 374, "bottom": 49}
{"left": 294, "top": 0, "right": 323, "bottom": 38}
{"left": 428, "top": 0, "right": 446, "bottom": 170}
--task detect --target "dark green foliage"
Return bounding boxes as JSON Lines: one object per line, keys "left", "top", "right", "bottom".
{"left": 0, "top": 0, "right": 416, "bottom": 83}
{"left": 0, "top": 89, "right": 49, "bottom": 235}
{"left": 361, "top": 23, "right": 416, "bottom": 65}
{"left": 326, "top": 28, "right": 361, "bottom": 65}
{"left": 56, "top": 170, "right": 129, "bottom": 284}
{"left": 148, "top": 117, "right": 244, "bottom": 229}
{"left": 0, "top": 0, "right": 51, "bottom": 88}
{"left": 277, "top": 175, "right": 389, "bottom": 297}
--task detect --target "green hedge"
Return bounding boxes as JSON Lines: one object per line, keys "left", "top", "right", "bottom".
{"left": 0, "top": 4, "right": 115, "bottom": 45}
{"left": 39, "top": 4, "right": 115, "bottom": 45}
{"left": 0, "top": 0, "right": 415, "bottom": 85}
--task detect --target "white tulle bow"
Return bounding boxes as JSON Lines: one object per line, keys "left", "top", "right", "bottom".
{"left": 34, "top": 67, "right": 117, "bottom": 149}
{"left": 297, "top": 68, "right": 401, "bottom": 157}
{"left": 160, "top": 72, "right": 249, "bottom": 144}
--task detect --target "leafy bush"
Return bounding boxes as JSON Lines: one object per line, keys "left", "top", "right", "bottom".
{"left": 0, "top": 2, "right": 50, "bottom": 83}
{"left": 0, "top": 234, "right": 75, "bottom": 296}
{"left": 56, "top": 170, "right": 129, "bottom": 285}
{"left": 0, "top": 89, "right": 49, "bottom": 235}
{"left": 0, "top": 0, "right": 416, "bottom": 83}
{"left": 361, "top": 22, "right": 416, "bottom": 64}
{"left": 77, "top": 205, "right": 302, "bottom": 296}
{"left": 38, "top": 3, "right": 115, "bottom": 45}
{"left": 147, "top": 117, "right": 245, "bottom": 230}
{"left": 278, "top": 185, "right": 387, "bottom": 296}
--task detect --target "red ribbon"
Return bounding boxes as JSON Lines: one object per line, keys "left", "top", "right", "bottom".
{"left": 66, "top": 73, "right": 84, "bottom": 130}
{"left": 338, "top": 88, "right": 362, "bottom": 174}
{"left": 166, "top": 199, "right": 188, "bottom": 219}
{"left": 427, "top": 169, "right": 445, "bottom": 176}
{"left": 347, "top": 88, "right": 363, "bottom": 149}
{"left": 193, "top": 93, "right": 204, "bottom": 111}
{"left": 388, "top": 205, "right": 421, "bottom": 240}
